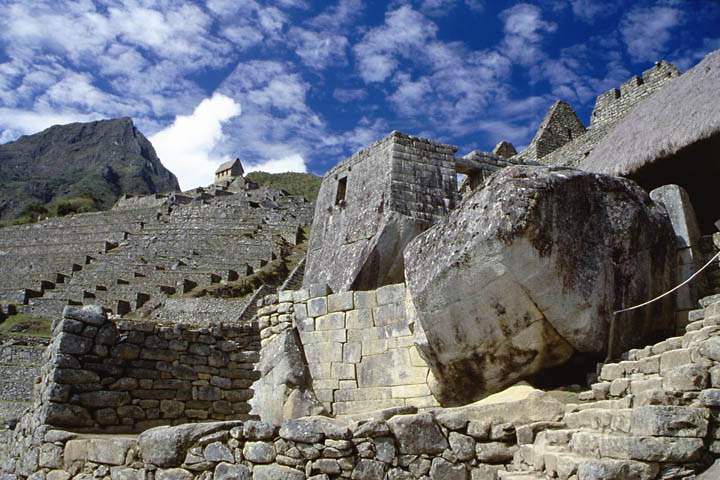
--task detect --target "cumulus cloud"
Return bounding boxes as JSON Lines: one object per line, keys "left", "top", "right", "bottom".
{"left": 245, "top": 154, "right": 308, "bottom": 174}
{"left": 620, "top": 6, "right": 684, "bottom": 63}
{"left": 499, "top": 3, "right": 557, "bottom": 65}
{"left": 0, "top": 107, "right": 98, "bottom": 143}
{"left": 569, "top": 0, "right": 620, "bottom": 23}
{"left": 150, "top": 94, "right": 241, "bottom": 191}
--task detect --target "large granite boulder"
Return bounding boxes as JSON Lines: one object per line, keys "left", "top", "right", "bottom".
{"left": 404, "top": 165, "right": 676, "bottom": 405}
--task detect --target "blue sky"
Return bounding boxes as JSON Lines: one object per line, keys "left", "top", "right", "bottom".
{"left": 0, "top": 0, "right": 719, "bottom": 189}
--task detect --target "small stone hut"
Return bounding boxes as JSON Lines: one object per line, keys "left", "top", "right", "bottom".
{"left": 214, "top": 158, "right": 244, "bottom": 183}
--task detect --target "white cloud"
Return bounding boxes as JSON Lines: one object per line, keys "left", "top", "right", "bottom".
{"left": 150, "top": 94, "right": 241, "bottom": 191}
{"left": 620, "top": 6, "right": 684, "bottom": 63}
{"left": 288, "top": 27, "right": 349, "bottom": 69}
{"left": 353, "top": 5, "right": 437, "bottom": 83}
{"left": 353, "top": 5, "right": 514, "bottom": 139}
{"left": 499, "top": 3, "right": 556, "bottom": 65}
{"left": 0, "top": 107, "right": 99, "bottom": 143}
{"left": 216, "top": 60, "right": 340, "bottom": 173}
{"left": 0, "top": 0, "right": 235, "bottom": 127}
{"left": 245, "top": 154, "right": 308, "bottom": 174}
{"left": 419, "top": 0, "right": 460, "bottom": 16}
{"left": 464, "top": 0, "right": 485, "bottom": 13}
{"left": 569, "top": 0, "right": 619, "bottom": 23}
{"left": 309, "top": 0, "right": 364, "bottom": 30}
{"left": 333, "top": 88, "right": 367, "bottom": 103}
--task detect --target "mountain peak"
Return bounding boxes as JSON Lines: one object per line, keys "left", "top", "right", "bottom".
{"left": 0, "top": 118, "right": 179, "bottom": 221}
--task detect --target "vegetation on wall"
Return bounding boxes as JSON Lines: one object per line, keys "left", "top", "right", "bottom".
{"left": 1, "top": 195, "right": 99, "bottom": 227}
{"left": 246, "top": 171, "right": 322, "bottom": 202}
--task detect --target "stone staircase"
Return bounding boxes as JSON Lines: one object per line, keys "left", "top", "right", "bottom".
{"left": 501, "top": 295, "right": 720, "bottom": 479}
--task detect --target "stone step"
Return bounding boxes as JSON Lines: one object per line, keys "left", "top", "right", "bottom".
{"left": 564, "top": 397, "right": 631, "bottom": 414}
{"left": 568, "top": 430, "right": 705, "bottom": 463}
{"left": 699, "top": 294, "right": 720, "bottom": 308}
{"left": 498, "top": 471, "right": 547, "bottom": 480}
{"left": 534, "top": 429, "right": 580, "bottom": 448}
{"left": 563, "top": 405, "right": 708, "bottom": 437}
{"left": 689, "top": 308, "right": 706, "bottom": 322}
{"left": 514, "top": 443, "right": 660, "bottom": 480}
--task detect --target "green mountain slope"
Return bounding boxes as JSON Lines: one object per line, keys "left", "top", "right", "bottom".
{"left": 0, "top": 117, "right": 179, "bottom": 222}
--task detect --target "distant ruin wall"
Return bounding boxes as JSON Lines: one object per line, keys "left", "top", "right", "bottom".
{"left": 520, "top": 61, "right": 681, "bottom": 168}
{"left": 256, "top": 283, "right": 439, "bottom": 418}
{"left": 589, "top": 61, "right": 680, "bottom": 128}
{"left": 36, "top": 306, "right": 259, "bottom": 433}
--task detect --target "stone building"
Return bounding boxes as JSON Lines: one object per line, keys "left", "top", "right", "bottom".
{"left": 214, "top": 158, "right": 244, "bottom": 183}
{"left": 303, "top": 131, "right": 459, "bottom": 293}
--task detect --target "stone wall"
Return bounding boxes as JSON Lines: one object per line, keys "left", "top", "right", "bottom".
{"left": 1, "top": 395, "right": 566, "bottom": 480}
{"left": 304, "top": 131, "right": 458, "bottom": 292}
{"left": 255, "top": 284, "right": 439, "bottom": 418}
{"left": 6, "top": 296, "right": 720, "bottom": 479}
{"left": 37, "top": 305, "right": 259, "bottom": 433}
{"left": 514, "top": 61, "right": 680, "bottom": 168}
{"left": 0, "top": 338, "right": 47, "bottom": 427}
{"left": 650, "top": 184, "right": 705, "bottom": 330}
{"left": 513, "top": 101, "right": 586, "bottom": 163}
{"left": 589, "top": 61, "right": 680, "bottom": 128}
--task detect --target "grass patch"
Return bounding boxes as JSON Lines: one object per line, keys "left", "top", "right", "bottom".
{"left": 1, "top": 194, "right": 99, "bottom": 227}
{"left": 246, "top": 171, "right": 322, "bottom": 202}
{"left": 0, "top": 313, "right": 52, "bottom": 338}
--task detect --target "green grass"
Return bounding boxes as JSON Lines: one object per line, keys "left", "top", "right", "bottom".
{"left": 0, "top": 194, "right": 99, "bottom": 227}
{"left": 0, "top": 313, "right": 52, "bottom": 338}
{"left": 246, "top": 171, "right": 322, "bottom": 202}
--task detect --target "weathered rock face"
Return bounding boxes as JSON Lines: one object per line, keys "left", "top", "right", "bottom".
{"left": 405, "top": 165, "right": 677, "bottom": 405}
{"left": 0, "top": 117, "right": 180, "bottom": 220}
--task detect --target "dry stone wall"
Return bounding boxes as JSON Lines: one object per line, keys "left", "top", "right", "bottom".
{"left": 255, "top": 284, "right": 439, "bottom": 419}
{"left": 0, "top": 338, "right": 47, "bottom": 427}
{"left": 589, "top": 61, "right": 680, "bottom": 128}
{"left": 1, "top": 395, "right": 567, "bottom": 480}
{"left": 37, "top": 305, "right": 259, "bottom": 433}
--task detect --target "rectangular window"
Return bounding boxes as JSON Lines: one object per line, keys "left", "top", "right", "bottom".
{"left": 335, "top": 176, "right": 348, "bottom": 205}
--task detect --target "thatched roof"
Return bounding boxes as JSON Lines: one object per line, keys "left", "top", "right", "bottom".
{"left": 580, "top": 49, "right": 720, "bottom": 175}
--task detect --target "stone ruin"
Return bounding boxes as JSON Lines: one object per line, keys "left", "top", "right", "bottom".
{"left": 3, "top": 49, "right": 720, "bottom": 480}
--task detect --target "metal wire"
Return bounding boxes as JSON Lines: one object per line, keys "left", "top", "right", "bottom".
{"left": 613, "top": 250, "right": 720, "bottom": 315}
